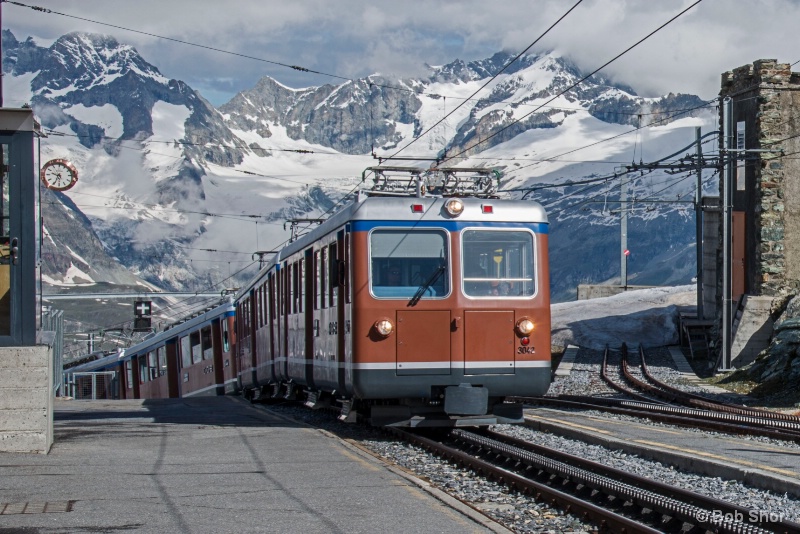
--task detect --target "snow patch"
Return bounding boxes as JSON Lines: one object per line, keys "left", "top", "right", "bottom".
{"left": 63, "top": 103, "right": 124, "bottom": 138}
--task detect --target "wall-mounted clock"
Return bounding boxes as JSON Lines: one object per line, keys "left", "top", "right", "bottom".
{"left": 40, "top": 158, "right": 79, "bottom": 191}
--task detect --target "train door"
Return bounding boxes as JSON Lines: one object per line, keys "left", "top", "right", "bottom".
{"left": 249, "top": 289, "right": 258, "bottom": 387}
{"left": 131, "top": 355, "right": 141, "bottom": 399}
{"left": 336, "top": 229, "right": 352, "bottom": 395}
{"left": 212, "top": 318, "right": 225, "bottom": 395}
{"left": 313, "top": 242, "right": 338, "bottom": 390}
{"left": 304, "top": 249, "right": 317, "bottom": 388}
{"left": 268, "top": 273, "right": 278, "bottom": 381}
{"left": 253, "top": 284, "right": 269, "bottom": 385}
{"left": 166, "top": 339, "right": 179, "bottom": 398}
{"left": 178, "top": 334, "right": 190, "bottom": 397}
{"left": 277, "top": 265, "right": 289, "bottom": 381}
{"left": 123, "top": 360, "right": 134, "bottom": 399}
{"left": 221, "top": 312, "right": 237, "bottom": 393}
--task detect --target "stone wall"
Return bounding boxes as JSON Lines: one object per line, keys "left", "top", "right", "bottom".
{"left": 720, "top": 60, "right": 800, "bottom": 298}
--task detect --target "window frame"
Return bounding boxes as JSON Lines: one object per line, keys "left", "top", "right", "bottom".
{"left": 367, "top": 226, "right": 451, "bottom": 300}
{"left": 460, "top": 227, "right": 538, "bottom": 299}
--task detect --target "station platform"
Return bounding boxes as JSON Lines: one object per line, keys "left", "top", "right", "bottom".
{"left": 0, "top": 397, "right": 507, "bottom": 533}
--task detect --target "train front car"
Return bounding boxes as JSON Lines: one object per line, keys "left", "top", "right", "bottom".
{"left": 349, "top": 192, "right": 551, "bottom": 426}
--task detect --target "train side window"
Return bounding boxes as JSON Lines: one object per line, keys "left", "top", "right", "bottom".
{"left": 201, "top": 326, "right": 213, "bottom": 360}
{"left": 269, "top": 275, "right": 276, "bottom": 320}
{"left": 298, "top": 258, "right": 304, "bottom": 313}
{"left": 139, "top": 356, "right": 148, "bottom": 383}
{"left": 461, "top": 229, "right": 535, "bottom": 298}
{"left": 157, "top": 346, "right": 167, "bottom": 377}
{"left": 282, "top": 266, "right": 289, "bottom": 316}
{"left": 259, "top": 288, "right": 268, "bottom": 326}
{"left": 180, "top": 336, "right": 191, "bottom": 368}
{"left": 344, "top": 233, "right": 351, "bottom": 304}
{"left": 321, "top": 247, "right": 329, "bottom": 309}
{"left": 125, "top": 360, "right": 133, "bottom": 389}
{"left": 222, "top": 319, "right": 230, "bottom": 353}
{"left": 291, "top": 264, "right": 296, "bottom": 314}
{"left": 257, "top": 287, "right": 263, "bottom": 327}
{"left": 370, "top": 229, "right": 449, "bottom": 299}
{"left": 314, "top": 250, "right": 321, "bottom": 310}
{"left": 191, "top": 331, "right": 202, "bottom": 364}
{"left": 292, "top": 262, "right": 300, "bottom": 314}
{"left": 148, "top": 352, "right": 158, "bottom": 381}
{"left": 329, "top": 243, "right": 338, "bottom": 308}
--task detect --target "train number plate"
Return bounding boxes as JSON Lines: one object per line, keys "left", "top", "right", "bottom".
{"left": 517, "top": 346, "right": 535, "bottom": 354}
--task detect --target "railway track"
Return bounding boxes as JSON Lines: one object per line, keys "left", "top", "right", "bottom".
{"left": 390, "top": 426, "right": 800, "bottom": 533}
{"left": 519, "top": 344, "right": 800, "bottom": 443}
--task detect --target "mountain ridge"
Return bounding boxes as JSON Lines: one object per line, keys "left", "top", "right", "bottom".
{"left": 3, "top": 29, "right": 716, "bottom": 310}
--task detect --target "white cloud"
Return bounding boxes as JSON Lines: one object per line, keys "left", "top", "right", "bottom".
{"left": 8, "top": 0, "right": 800, "bottom": 105}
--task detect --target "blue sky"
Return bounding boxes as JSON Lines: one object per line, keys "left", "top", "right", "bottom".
{"left": 5, "top": 0, "right": 800, "bottom": 106}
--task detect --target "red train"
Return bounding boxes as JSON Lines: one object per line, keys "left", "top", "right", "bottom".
{"left": 66, "top": 167, "right": 552, "bottom": 426}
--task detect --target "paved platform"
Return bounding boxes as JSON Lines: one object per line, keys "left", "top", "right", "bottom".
{"left": 0, "top": 397, "right": 507, "bottom": 534}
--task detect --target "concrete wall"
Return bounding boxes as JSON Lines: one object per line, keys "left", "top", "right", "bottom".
{"left": 731, "top": 296, "right": 774, "bottom": 367}
{"left": 0, "top": 345, "right": 53, "bottom": 454}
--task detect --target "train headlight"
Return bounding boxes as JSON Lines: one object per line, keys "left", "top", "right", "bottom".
{"left": 375, "top": 318, "right": 394, "bottom": 337}
{"left": 516, "top": 318, "right": 534, "bottom": 336}
{"left": 445, "top": 198, "right": 465, "bottom": 217}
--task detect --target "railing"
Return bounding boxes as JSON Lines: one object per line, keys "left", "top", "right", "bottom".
{"left": 68, "top": 371, "right": 118, "bottom": 400}
{"left": 41, "top": 309, "right": 64, "bottom": 396}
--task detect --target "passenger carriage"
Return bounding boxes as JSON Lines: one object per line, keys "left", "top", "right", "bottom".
{"left": 67, "top": 300, "right": 237, "bottom": 400}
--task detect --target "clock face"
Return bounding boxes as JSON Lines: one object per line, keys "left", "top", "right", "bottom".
{"left": 40, "top": 159, "right": 79, "bottom": 191}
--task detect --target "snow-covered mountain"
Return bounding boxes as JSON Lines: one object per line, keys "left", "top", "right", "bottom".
{"left": 3, "top": 29, "right": 717, "bottom": 306}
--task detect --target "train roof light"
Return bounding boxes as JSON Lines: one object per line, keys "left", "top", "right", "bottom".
{"left": 411, "top": 204, "right": 424, "bottom": 213}
{"left": 445, "top": 198, "right": 464, "bottom": 217}
{"left": 481, "top": 204, "right": 493, "bottom": 214}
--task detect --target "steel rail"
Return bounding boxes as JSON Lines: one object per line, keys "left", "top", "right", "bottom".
{"left": 387, "top": 426, "right": 663, "bottom": 534}
{"left": 637, "top": 344, "right": 800, "bottom": 423}
{"left": 473, "top": 428, "right": 800, "bottom": 534}
{"left": 525, "top": 396, "right": 800, "bottom": 443}
{"left": 619, "top": 345, "right": 800, "bottom": 433}
{"left": 600, "top": 345, "right": 663, "bottom": 403}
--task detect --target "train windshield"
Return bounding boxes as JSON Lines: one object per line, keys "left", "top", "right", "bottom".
{"left": 462, "top": 229, "right": 535, "bottom": 297}
{"left": 370, "top": 229, "right": 449, "bottom": 299}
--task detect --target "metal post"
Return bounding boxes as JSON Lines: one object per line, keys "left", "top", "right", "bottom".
{"left": 695, "top": 127, "right": 704, "bottom": 319}
{"left": 720, "top": 98, "right": 733, "bottom": 371}
{"left": 620, "top": 175, "right": 628, "bottom": 288}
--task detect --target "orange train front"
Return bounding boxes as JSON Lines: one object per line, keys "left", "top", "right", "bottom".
{"left": 235, "top": 167, "right": 551, "bottom": 426}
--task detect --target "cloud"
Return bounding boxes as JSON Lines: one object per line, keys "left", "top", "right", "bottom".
{"left": 7, "top": 0, "right": 800, "bottom": 104}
